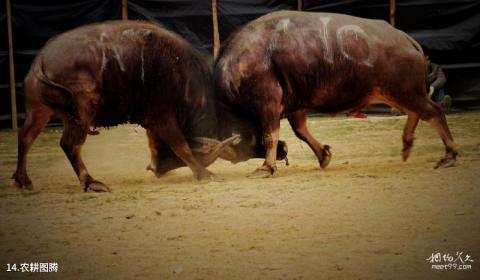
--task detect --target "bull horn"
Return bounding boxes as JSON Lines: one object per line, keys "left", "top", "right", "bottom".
{"left": 192, "top": 137, "right": 220, "bottom": 147}
{"left": 191, "top": 137, "right": 220, "bottom": 153}
{"left": 192, "top": 134, "right": 242, "bottom": 152}
{"left": 217, "top": 145, "right": 238, "bottom": 162}
{"left": 231, "top": 134, "right": 242, "bottom": 145}
{"left": 192, "top": 134, "right": 241, "bottom": 166}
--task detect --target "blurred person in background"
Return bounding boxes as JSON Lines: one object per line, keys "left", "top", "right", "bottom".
{"left": 426, "top": 52, "right": 451, "bottom": 112}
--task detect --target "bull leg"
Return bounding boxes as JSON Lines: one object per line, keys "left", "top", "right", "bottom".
{"left": 392, "top": 96, "right": 457, "bottom": 168}
{"left": 424, "top": 102, "right": 457, "bottom": 168}
{"left": 146, "top": 129, "right": 160, "bottom": 173}
{"left": 402, "top": 112, "right": 420, "bottom": 161}
{"left": 287, "top": 109, "right": 331, "bottom": 168}
{"left": 249, "top": 122, "right": 281, "bottom": 178}
{"left": 150, "top": 118, "right": 215, "bottom": 181}
{"left": 60, "top": 120, "right": 109, "bottom": 192}
{"left": 13, "top": 106, "right": 53, "bottom": 189}
{"left": 145, "top": 129, "right": 185, "bottom": 177}
{"left": 248, "top": 79, "right": 283, "bottom": 178}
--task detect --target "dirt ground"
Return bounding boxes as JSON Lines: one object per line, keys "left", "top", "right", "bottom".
{"left": 0, "top": 112, "right": 479, "bottom": 279}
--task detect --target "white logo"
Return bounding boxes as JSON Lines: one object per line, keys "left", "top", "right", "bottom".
{"left": 426, "top": 251, "right": 474, "bottom": 270}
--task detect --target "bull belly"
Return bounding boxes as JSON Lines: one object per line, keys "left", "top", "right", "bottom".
{"left": 91, "top": 103, "right": 138, "bottom": 128}
{"left": 304, "top": 91, "right": 371, "bottom": 114}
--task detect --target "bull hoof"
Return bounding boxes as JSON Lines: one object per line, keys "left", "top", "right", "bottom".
{"left": 247, "top": 165, "right": 276, "bottom": 178}
{"left": 402, "top": 139, "right": 414, "bottom": 161}
{"left": 14, "top": 181, "right": 33, "bottom": 190}
{"left": 83, "top": 180, "right": 110, "bottom": 192}
{"left": 195, "top": 169, "right": 217, "bottom": 182}
{"left": 202, "top": 173, "right": 224, "bottom": 182}
{"left": 319, "top": 145, "right": 332, "bottom": 169}
{"left": 146, "top": 163, "right": 169, "bottom": 178}
{"left": 12, "top": 172, "right": 33, "bottom": 190}
{"left": 402, "top": 148, "right": 411, "bottom": 162}
{"left": 434, "top": 156, "right": 456, "bottom": 169}
{"left": 146, "top": 163, "right": 158, "bottom": 176}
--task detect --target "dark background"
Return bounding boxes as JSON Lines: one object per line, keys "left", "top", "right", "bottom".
{"left": 1, "top": 0, "right": 479, "bottom": 127}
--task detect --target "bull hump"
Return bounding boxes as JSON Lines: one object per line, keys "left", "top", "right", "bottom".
{"left": 96, "top": 27, "right": 154, "bottom": 75}
{"left": 235, "top": 13, "right": 404, "bottom": 69}
{"left": 121, "top": 28, "right": 153, "bottom": 38}
{"left": 97, "top": 31, "right": 126, "bottom": 73}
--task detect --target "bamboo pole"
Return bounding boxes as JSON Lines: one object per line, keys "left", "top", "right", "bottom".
{"left": 122, "top": 0, "right": 128, "bottom": 20}
{"left": 297, "top": 0, "right": 302, "bottom": 11}
{"left": 6, "top": 0, "right": 17, "bottom": 129}
{"left": 211, "top": 0, "right": 220, "bottom": 59}
{"left": 389, "top": 0, "right": 396, "bottom": 27}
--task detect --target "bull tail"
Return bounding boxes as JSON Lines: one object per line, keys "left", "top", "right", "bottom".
{"left": 31, "top": 58, "right": 88, "bottom": 127}
{"left": 404, "top": 33, "right": 423, "bottom": 55}
{"left": 33, "top": 58, "right": 75, "bottom": 98}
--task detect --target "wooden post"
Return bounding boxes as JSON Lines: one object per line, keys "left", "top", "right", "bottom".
{"left": 389, "top": 0, "right": 396, "bottom": 27}
{"left": 297, "top": 0, "right": 303, "bottom": 11}
{"left": 211, "top": 0, "right": 220, "bottom": 59}
{"left": 6, "top": 0, "right": 17, "bottom": 129}
{"left": 122, "top": 0, "right": 128, "bottom": 20}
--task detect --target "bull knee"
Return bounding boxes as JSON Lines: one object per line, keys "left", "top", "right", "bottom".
{"left": 418, "top": 102, "right": 441, "bottom": 121}
{"left": 18, "top": 129, "right": 31, "bottom": 146}
{"left": 60, "top": 136, "right": 81, "bottom": 157}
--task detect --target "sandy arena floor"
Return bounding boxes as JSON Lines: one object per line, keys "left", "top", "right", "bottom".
{"left": 0, "top": 112, "right": 479, "bottom": 279}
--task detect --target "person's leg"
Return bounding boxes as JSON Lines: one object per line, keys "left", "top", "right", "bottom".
{"left": 432, "top": 88, "right": 445, "bottom": 104}
{"left": 441, "top": 94, "right": 452, "bottom": 112}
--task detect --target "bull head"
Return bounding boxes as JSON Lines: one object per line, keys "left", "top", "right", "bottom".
{"left": 146, "top": 134, "right": 243, "bottom": 178}
{"left": 192, "top": 133, "right": 288, "bottom": 165}
{"left": 220, "top": 134, "right": 288, "bottom": 163}
{"left": 212, "top": 102, "right": 289, "bottom": 164}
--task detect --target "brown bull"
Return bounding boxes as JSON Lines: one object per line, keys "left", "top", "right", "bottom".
{"left": 215, "top": 11, "right": 458, "bottom": 177}
{"left": 13, "top": 21, "right": 243, "bottom": 192}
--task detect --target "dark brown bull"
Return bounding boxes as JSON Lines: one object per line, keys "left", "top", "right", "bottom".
{"left": 215, "top": 11, "right": 458, "bottom": 177}
{"left": 13, "top": 21, "right": 242, "bottom": 192}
